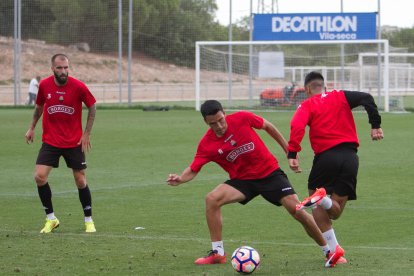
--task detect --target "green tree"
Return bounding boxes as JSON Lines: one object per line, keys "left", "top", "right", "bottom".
{"left": 0, "top": 0, "right": 242, "bottom": 65}
{"left": 0, "top": 0, "right": 54, "bottom": 39}
{"left": 137, "top": 0, "right": 224, "bottom": 66}
{"left": 0, "top": 0, "right": 15, "bottom": 37}
{"left": 383, "top": 27, "right": 414, "bottom": 52}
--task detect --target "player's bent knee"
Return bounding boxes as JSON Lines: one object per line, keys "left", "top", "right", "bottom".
{"left": 329, "top": 211, "right": 342, "bottom": 220}
{"left": 205, "top": 191, "right": 227, "bottom": 208}
{"left": 205, "top": 192, "right": 218, "bottom": 204}
{"left": 73, "top": 170, "right": 87, "bottom": 188}
{"left": 328, "top": 199, "right": 345, "bottom": 220}
{"left": 280, "top": 194, "right": 299, "bottom": 216}
{"left": 34, "top": 173, "right": 48, "bottom": 185}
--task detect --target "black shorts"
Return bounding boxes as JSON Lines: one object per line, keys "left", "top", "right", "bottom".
{"left": 225, "top": 168, "right": 296, "bottom": 206}
{"left": 36, "top": 143, "right": 87, "bottom": 170}
{"left": 308, "top": 143, "right": 358, "bottom": 200}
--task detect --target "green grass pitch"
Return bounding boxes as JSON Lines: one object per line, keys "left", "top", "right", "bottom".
{"left": 0, "top": 108, "right": 413, "bottom": 275}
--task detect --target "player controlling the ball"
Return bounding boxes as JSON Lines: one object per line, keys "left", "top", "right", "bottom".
{"left": 288, "top": 71, "right": 384, "bottom": 266}
{"left": 166, "top": 100, "right": 343, "bottom": 267}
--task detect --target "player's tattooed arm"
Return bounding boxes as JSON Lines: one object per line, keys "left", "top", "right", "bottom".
{"left": 79, "top": 104, "right": 96, "bottom": 152}
{"left": 84, "top": 104, "right": 96, "bottom": 134}
{"left": 25, "top": 104, "right": 43, "bottom": 144}
{"left": 31, "top": 104, "right": 43, "bottom": 129}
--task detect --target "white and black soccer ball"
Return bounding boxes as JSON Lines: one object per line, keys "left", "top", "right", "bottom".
{"left": 231, "top": 246, "right": 260, "bottom": 274}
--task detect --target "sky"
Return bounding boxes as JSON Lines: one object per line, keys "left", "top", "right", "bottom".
{"left": 215, "top": 0, "right": 414, "bottom": 28}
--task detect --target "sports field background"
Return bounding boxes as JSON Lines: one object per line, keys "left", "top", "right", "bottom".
{"left": 0, "top": 108, "right": 413, "bottom": 275}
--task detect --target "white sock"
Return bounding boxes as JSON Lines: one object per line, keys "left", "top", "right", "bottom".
{"left": 46, "top": 213, "right": 56, "bottom": 220}
{"left": 323, "top": 229, "right": 339, "bottom": 252}
{"left": 320, "top": 196, "right": 333, "bottom": 209}
{"left": 212, "top": 241, "right": 225, "bottom": 256}
{"left": 84, "top": 216, "right": 93, "bottom": 223}
{"left": 321, "top": 244, "right": 330, "bottom": 256}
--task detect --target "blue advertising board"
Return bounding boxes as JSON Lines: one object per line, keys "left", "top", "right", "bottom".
{"left": 253, "top": 13, "right": 377, "bottom": 41}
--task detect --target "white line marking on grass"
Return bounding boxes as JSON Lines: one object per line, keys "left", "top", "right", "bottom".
{"left": 1, "top": 228, "right": 413, "bottom": 251}
{"left": 0, "top": 177, "right": 224, "bottom": 197}
{"left": 1, "top": 186, "right": 412, "bottom": 211}
{"left": 0, "top": 183, "right": 165, "bottom": 197}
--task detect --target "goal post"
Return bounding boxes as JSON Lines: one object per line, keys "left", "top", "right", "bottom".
{"left": 195, "top": 39, "right": 391, "bottom": 112}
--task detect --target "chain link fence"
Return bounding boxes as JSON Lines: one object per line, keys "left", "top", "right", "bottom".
{"left": 2, "top": 1, "right": 414, "bottom": 111}
{"left": 1, "top": 0, "right": 228, "bottom": 107}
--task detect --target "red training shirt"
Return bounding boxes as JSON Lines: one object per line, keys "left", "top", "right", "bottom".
{"left": 288, "top": 90, "right": 359, "bottom": 155}
{"left": 190, "top": 111, "right": 279, "bottom": 180}
{"left": 36, "top": 75, "right": 96, "bottom": 148}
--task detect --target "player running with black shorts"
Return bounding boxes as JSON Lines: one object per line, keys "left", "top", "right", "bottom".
{"left": 167, "top": 100, "right": 342, "bottom": 267}
{"left": 287, "top": 71, "right": 384, "bottom": 267}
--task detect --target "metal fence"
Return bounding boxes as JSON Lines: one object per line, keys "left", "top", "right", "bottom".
{"left": 1, "top": 0, "right": 207, "bottom": 106}
{"left": 2, "top": 1, "right": 414, "bottom": 111}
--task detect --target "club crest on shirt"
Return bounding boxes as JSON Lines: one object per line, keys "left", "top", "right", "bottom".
{"left": 226, "top": 142, "right": 254, "bottom": 162}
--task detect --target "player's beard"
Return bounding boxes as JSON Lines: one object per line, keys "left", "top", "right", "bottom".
{"left": 54, "top": 71, "right": 68, "bottom": 85}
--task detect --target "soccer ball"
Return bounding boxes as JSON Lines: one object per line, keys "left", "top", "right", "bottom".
{"left": 231, "top": 246, "right": 260, "bottom": 274}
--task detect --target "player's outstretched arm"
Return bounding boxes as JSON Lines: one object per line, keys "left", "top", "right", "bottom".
{"left": 261, "top": 119, "right": 288, "bottom": 154}
{"left": 25, "top": 104, "right": 43, "bottom": 144}
{"left": 166, "top": 167, "right": 198, "bottom": 186}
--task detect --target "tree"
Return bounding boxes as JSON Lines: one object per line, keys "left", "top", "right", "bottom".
{"left": 136, "top": 0, "right": 224, "bottom": 66}
{"left": 383, "top": 28, "right": 414, "bottom": 52}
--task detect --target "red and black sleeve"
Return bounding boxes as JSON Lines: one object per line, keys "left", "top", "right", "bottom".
{"left": 343, "top": 90, "right": 382, "bottom": 129}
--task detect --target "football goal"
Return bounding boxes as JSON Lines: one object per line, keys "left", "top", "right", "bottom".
{"left": 194, "top": 39, "right": 410, "bottom": 112}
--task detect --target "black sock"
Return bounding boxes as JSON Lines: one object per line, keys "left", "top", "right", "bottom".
{"left": 78, "top": 185, "right": 92, "bottom": 217}
{"left": 37, "top": 183, "right": 53, "bottom": 215}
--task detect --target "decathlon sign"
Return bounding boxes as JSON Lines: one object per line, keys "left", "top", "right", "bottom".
{"left": 253, "top": 13, "right": 377, "bottom": 41}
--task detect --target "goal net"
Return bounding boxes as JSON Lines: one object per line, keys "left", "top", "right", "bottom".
{"left": 195, "top": 39, "right": 408, "bottom": 112}
{"left": 359, "top": 52, "right": 414, "bottom": 112}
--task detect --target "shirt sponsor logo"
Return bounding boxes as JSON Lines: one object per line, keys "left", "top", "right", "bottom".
{"left": 226, "top": 142, "right": 254, "bottom": 162}
{"left": 47, "top": 105, "right": 75, "bottom": 115}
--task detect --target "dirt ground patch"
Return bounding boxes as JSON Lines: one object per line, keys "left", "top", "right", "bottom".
{"left": 0, "top": 36, "right": 239, "bottom": 85}
{"left": 1, "top": 36, "right": 282, "bottom": 105}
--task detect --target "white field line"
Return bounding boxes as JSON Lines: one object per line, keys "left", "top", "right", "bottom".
{"left": 0, "top": 177, "right": 224, "bottom": 197}
{"left": 0, "top": 228, "right": 413, "bottom": 251}
{"left": 0, "top": 179, "right": 411, "bottom": 211}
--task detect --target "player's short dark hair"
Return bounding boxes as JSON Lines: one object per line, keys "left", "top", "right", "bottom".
{"left": 200, "top": 100, "right": 224, "bottom": 118}
{"left": 51, "top": 53, "right": 69, "bottom": 65}
{"left": 304, "top": 71, "right": 324, "bottom": 86}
